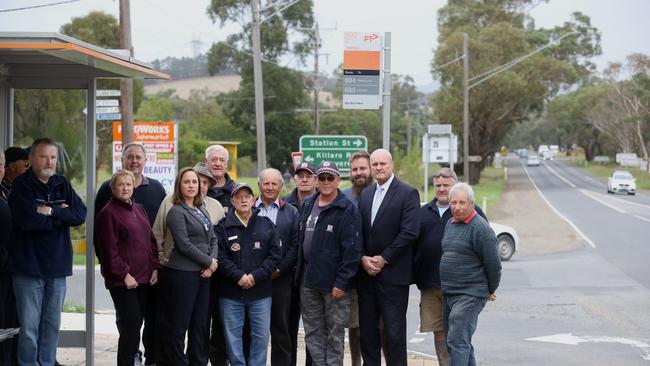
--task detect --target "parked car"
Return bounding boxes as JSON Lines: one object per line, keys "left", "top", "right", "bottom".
{"left": 541, "top": 150, "right": 554, "bottom": 161}
{"left": 607, "top": 170, "right": 636, "bottom": 195}
{"left": 490, "top": 222, "right": 519, "bottom": 261}
{"left": 527, "top": 155, "right": 540, "bottom": 166}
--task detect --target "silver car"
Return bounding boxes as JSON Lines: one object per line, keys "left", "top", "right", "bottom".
{"left": 607, "top": 170, "right": 636, "bottom": 195}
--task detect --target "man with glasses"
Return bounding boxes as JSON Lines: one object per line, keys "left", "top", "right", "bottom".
{"left": 296, "top": 161, "right": 361, "bottom": 366}
{"left": 413, "top": 168, "right": 485, "bottom": 366}
{"left": 2, "top": 147, "right": 30, "bottom": 197}
{"left": 205, "top": 144, "right": 236, "bottom": 213}
{"left": 95, "top": 142, "right": 167, "bottom": 366}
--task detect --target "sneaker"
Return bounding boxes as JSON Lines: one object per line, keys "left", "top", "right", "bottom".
{"left": 134, "top": 350, "right": 144, "bottom": 366}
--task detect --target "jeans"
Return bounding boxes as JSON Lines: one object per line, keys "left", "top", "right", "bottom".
{"left": 300, "top": 286, "right": 351, "bottom": 366}
{"left": 219, "top": 296, "right": 272, "bottom": 366}
{"left": 443, "top": 294, "right": 487, "bottom": 366}
{"left": 12, "top": 275, "right": 66, "bottom": 366}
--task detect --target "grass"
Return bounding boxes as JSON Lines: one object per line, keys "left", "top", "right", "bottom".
{"left": 62, "top": 302, "right": 86, "bottom": 313}
{"left": 569, "top": 158, "right": 650, "bottom": 191}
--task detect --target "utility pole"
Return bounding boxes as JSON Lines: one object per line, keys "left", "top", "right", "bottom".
{"left": 313, "top": 22, "right": 321, "bottom": 134}
{"left": 251, "top": 0, "right": 267, "bottom": 171}
{"left": 119, "top": 0, "right": 134, "bottom": 144}
{"left": 382, "top": 32, "right": 392, "bottom": 150}
{"left": 462, "top": 32, "right": 469, "bottom": 182}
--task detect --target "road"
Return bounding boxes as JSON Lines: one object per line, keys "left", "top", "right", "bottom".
{"left": 66, "top": 157, "right": 650, "bottom": 364}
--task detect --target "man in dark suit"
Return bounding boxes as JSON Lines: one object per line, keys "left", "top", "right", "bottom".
{"left": 357, "top": 148, "right": 421, "bottom": 366}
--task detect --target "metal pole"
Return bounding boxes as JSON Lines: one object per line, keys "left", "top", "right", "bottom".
{"left": 251, "top": 0, "right": 267, "bottom": 171}
{"left": 313, "top": 22, "right": 320, "bottom": 134}
{"left": 462, "top": 33, "right": 469, "bottom": 181}
{"left": 119, "top": 0, "right": 134, "bottom": 144}
{"left": 382, "top": 32, "right": 391, "bottom": 150}
{"left": 85, "top": 79, "right": 97, "bottom": 366}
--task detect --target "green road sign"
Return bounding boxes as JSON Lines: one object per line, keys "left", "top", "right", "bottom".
{"left": 299, "top": 135, "right": 368, "bottom": 172}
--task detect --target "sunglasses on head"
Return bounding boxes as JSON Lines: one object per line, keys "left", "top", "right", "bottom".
{"left": 434, "top": 172, "right": 455, "bottom": 179}
{"left": 317, "top": 175, "right": 336, "bottom": 182}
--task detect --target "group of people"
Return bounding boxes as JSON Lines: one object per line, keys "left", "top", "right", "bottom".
{"left": 0, "top": 138, "right": 502, "bottom": 366}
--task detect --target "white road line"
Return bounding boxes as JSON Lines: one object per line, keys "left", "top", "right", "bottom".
{"left": 634, "top": 215, "right": 650, "bottom": 223}
{"left": 593, "top": 192, "right": 650, "bottom": 210}
{"left": 579, "top": 189, "right": 627, "bottom": 213}
{"left": 542, "top": 161, "right": 577, "bottom": 188}
{"left": 583, "top": 175, "right": 601, "bottom": 184}
{"left": 522, "top": 163, "right": 596, "bottom": 248}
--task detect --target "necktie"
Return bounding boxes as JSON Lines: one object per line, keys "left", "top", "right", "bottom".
{"left": 371, "top": 186, "right": 384, "bottom": 225}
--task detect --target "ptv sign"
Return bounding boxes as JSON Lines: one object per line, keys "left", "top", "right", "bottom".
{"left": 299, "top": 135, "right": 368, "bottom": 172}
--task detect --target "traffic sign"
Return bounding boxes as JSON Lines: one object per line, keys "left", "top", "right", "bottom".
{"left": 97, "top": 113, "right": 121, "bottom": 120}
{"left": 96, "top": 89, "right": 121, "bottom": 97}
{"left": 343, "top": 32, "right": 382, "bottom": 110}
{"left": 96, "top": 99, "right": 119, "bottom": 107}
{"left": 299, "top": 135, "right": 368, "bottom": 172}
{"left": 96, "top": 106, "right": 120, "bottom": 114}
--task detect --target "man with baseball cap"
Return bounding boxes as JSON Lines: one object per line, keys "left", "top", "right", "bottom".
{"left": 296, "top": 161, "right": 361, "bottom": 365}
{"left": 2, "top": 147, "right": 30, "bottom": 197}
{"left": 284, "top": 161, "right": 317, "bottom": 210}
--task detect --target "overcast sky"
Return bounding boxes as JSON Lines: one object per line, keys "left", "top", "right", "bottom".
{"left": 1, "top": 0, "right": 648, "bottom": 86}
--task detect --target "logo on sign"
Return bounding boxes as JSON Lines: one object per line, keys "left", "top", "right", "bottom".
{"left": 363, "top": 34, "right": 379, "bottom": 42}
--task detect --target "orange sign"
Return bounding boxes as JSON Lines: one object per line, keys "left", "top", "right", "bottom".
{"left": 112, "top": 121, "right": 175, "bottom": 142}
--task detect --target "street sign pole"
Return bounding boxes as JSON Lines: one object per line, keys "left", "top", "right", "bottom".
{"left": 382, "top": 32, "right": 391, "bottom": 150}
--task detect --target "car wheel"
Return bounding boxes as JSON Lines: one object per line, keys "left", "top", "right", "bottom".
{"left": 497, "top": 234, "right": 515, "bottom": 261}
{"left": 629, "top": 192, "right": 636, "bottom": 196}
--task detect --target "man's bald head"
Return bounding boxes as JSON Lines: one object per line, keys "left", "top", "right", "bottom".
{"left": 369, "top": 148, "right": 394, "bottom": 185}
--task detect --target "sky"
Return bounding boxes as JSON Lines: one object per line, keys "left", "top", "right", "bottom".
{"left": 1, "top": 0, "right": 649, "bottom": 87}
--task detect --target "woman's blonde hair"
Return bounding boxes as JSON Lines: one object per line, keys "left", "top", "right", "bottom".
{"left": 109, "top": 169, "right": 135, "bottom": 189}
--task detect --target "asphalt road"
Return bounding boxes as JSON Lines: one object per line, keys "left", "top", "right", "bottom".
{"left": 406, "top": 157, "right": 650, "bottom": 365}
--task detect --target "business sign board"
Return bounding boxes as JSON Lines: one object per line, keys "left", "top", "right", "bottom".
{"left": 112, "top": 121, "right": 178, "bottom": 192}
{"left": 343, "top": 32, "right": 382, "bottom": 110}
{"left": 299, "top": 135, "right": 367, "bottom": 172}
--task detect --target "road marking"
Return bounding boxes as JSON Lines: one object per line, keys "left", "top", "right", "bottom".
{"left": 542, "top": 161, "right": 577, "bottom": 188}
{"left": 526, "top": 333, "right": 650, "bottom": 361}
{"left": 583, "top": 175, "right": 600, "bottom": 184}
{"left": 409, "top": 337, "right": 425, "bottom": 344}
{"left": 522, "top": 163, "right": 596, "bottom": 248}
{"left": 579, "top": 189, "right": 627, "bottom": 213}
{"left": 594, "top": 192, "right": 650, "bottom": 210}
{"left": 634, "top": 215, "right": 650, "bottom": 223}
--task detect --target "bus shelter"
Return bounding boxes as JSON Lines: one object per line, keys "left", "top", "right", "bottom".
{"left": 0, "top": 32, "right": 170, "bottom": 365}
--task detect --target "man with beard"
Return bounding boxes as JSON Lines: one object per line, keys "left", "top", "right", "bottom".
{"left": 340, "top": 151, "right": 373, "bottom": 366}
{"left": 9, "top": 138, "right": 86, "bottom": 365}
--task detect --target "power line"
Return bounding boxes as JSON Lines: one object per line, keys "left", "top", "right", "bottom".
{"left": 0, "top": 0, "right": 80, "bottom": 13}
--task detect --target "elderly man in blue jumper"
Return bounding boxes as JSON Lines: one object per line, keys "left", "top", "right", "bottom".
{"left": 440, "top": 182, "right": 501, "bottom": 366}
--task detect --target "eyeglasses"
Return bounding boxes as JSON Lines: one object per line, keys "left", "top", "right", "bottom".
{"left": 317, "top": 175, "right": 336, "bottom": 182}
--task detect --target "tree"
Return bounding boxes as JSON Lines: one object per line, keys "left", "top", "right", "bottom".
{"left": 432, "top": 0, "right": 601, "bottom": 183}
{"left": 205, "top": 0, "right": 315, "bottom": 168}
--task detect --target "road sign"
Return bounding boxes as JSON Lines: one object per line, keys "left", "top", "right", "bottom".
{"left": 343, "top": 32, "right": 382, "bottom": 110}
{"left": 291, "top": 152, "right": 303, "bottom": 169}
{"left": 96, "top": 89, "right": 121, "bottom": 97}
{"left": 97, "top": 113, "right": 121, "bottom": 120}
{"left": 96, "top": 99, "right": 119, "bottom": 107}
{"left": 96, "top": 106, "right": 120, "bottom": 114}
{"left": 299, "top": 135, "right": 368, "bottom": 172}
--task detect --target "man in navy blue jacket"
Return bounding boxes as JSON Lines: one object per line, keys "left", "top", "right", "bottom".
{"left": 255, "top": 168, "right": 300, "bottom": 366}
{"left": 9, "top": 137, "right": 86, "bottom": 366}
{"left": 296, "top": 161, "right": 361, "bottom": 365}
{"left": 413, "top": 168, "right": 486, "bottom": 366}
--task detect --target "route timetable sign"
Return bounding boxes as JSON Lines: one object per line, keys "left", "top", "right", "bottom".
{"left": 299, "top": 135, "right": 368, "bottom": 172}
{"left": 343, "top": 32, "right": 382, "bottom": 110}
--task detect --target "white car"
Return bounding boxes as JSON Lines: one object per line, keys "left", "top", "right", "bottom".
{"left": 527, "top": 155, "right": 540, "bottom": 166}
{"left": 490, "top": 222, "right": 519, "bottom": 261}
{"left": 607, "top": 170, "right": 636, "bottom": 195}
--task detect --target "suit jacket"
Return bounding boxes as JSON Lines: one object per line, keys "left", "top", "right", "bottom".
{"left": 358, "top": 176, "right": 420, "bottom": 286}
{"left": 165, "top": 203, "right": 219, "bottom": 272}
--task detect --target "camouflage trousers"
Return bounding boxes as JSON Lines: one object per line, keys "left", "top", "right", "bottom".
{"left": 300, "top": 286, "right": 351, "bottom": 366}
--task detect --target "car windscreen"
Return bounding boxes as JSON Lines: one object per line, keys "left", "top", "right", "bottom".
{"left": 613, "top": 174, "right": 632, "bottom": 180}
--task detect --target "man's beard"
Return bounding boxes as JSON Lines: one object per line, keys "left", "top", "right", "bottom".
{"left": 352, "top": 176, "right": 373, "bottom": 197}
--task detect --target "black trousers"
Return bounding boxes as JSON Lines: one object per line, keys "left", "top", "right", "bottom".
{"left": 109, "top": 285, "right": 149, "bottom": 366}
{"left": 357, "top": 277, "right": 409, "bottom": 366}
{"left": 270, "top": 275, "right": 294, "bottom": 366}
{"left": 164, "top": 267, "right": 210, "bottom": 366}
{"left": 0, "top": 274, "right": 18, "bottom": 366}
{"left": 208, "top": 275, "right": 229, "bottom": 366}
{"left": 142, "top": 282, "right": 158, "bottom": 364}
